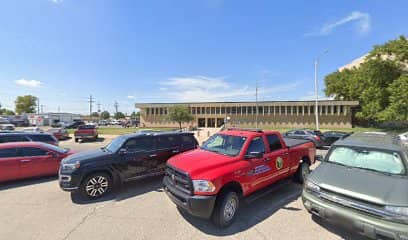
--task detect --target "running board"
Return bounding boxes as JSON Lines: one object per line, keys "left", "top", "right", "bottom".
{"left": 244, "top": 179, "right": 292, "bottom": 204}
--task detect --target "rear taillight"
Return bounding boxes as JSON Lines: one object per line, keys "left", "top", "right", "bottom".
{"left": 314, "top": 136, "right": 321, "bottom": 141}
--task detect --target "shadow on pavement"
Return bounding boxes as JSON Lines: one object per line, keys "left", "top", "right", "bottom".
{"left": 178, "top": 182, "right": 303, "bottom": 236}
{"left": 70, "top": 175, "right": 164, "bottom": 204}
{"left": 311, "top": 215, "right": 368, "bottom": 240}
{"left": 0, "top": 175, "right": 58, "bottom": 191}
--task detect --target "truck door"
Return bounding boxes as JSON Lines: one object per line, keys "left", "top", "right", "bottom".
{"left": 119, "top": 137, "right": 158, "bottom": 180}
{"left": 245, "top": 136, "right": 275, "bottom": 191}
{"left": 0, "top": 148, "right": 20, "bottom": 182}
{"left": 265, "top": 134, "right": 290, "bottom": 180}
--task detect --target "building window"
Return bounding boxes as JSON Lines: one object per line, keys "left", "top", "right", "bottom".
{"left": 258, "top": 106, "right": 263, "bottom": 115}
{"left": 321, "top": 106, "right": 326, "bottom": 114}
{"left": 286, "top": 106, "right": 291, "bottom": 115}
{"left": 160, "top": 108, "right": 163, "bottom": 115}
{"left": 197, "top": 107, "right": 201, "bottom": 114}
{"left": 340, "top": 105, "right": 344, "bottom": 114}
{"left": 155, "top": 108, "right": 159, "bottom": 115}
{"left": 231, "top": 106, "right": 237, "bottom": 114}
{"left": 146, "top": 108, "right": 150, "bottom": 115}
{"left": 327, "top": 106, "right": 331, "bottom": 114}
{"left": 264, "top": 106, "right": 269, "bottom": 114}
{"left": 333, "top": 106, "right": 338, "bottom": 114}
{"left": 192, "top": 107, "right": 196, "bottom": 115}
{"left": 216, "top": 107, "right": 220, "bottom": 114}
{"left": 310, "top": 106, "right": 314, "bottom": 114}
{"left": 304, "top": 106, "right": 309, "bottom": 114}
{"left": 275, "top": 106, "right": 280, "bottom": 114}
{"left": 206, "top": 107, "right": 210, "bottom": 114}
{"left": 247, "top": 106, "right": 252, "bottom": 114}
{"left": 237, "top": 107, "right": 242, "bottom": 114}
{"left": 226, "top": 107, "right": 231, "bottom": 114}
{"left": 164, "top": 108, "right": 168, "bottom": 115}
{"left": 293, "top": 106, "right": 297, "bottom": 115}
{"left": 281, "top": 106, "right": 285, "bottom": 115}
{"left": 211, "top": 107, "right": 215, "bottom": 114}
{"left": 298, "top": 106, "right": 302, "bottom": 114}
{"left": 221, "top": 107, "right": 225, "bottom": 114}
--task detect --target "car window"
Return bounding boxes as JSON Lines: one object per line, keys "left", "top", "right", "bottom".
{"left": 28, "top": 134, "right": 56, "bottom": 142}
{"left": 181, "top": 135, "right": 196, "bottom": 149}
{"left": 0, "top": 135, "right": 29, "bottom": 143}
{"left": 157, "top": 135, "right": 179, "bottom": 149}
{"left": 246, "top": 137, "right": 266, "bottom": 154}
{"left": 20, "top": 147, "right": 48, "bottom": 157}
{"left": 266, "top": 134, "right": 282, "bottom": 151}
{"left": 294, "top": 131, "right": 304, "bottom": 135}
{"left": 0, "top": 148, "right": 19, "bottom": 158}
{"left": 123, "top": 137, "right": 155, "bottom": 152}
{"left": 328, "top": 147, "right": 406, "bottom": 175}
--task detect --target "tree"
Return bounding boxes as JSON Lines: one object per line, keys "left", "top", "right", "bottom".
{"left": 168, "top": 106, "right": 193, "bottom": 129}
{"left": 15, "top": 95, "right": 37, "bottom": 114}
{"left": 0, "top": 109, "right": 15, "bottom": 115}
{"left": 114, "top": 112, "right": 125, "bottom": 119}
{"left": 130, "top": 111, "right": 140, "bottom": 119}
{"left": 100, "top": 111, "right": 110, "bottom": 119}
{"left": 324, "top": 36, "right": 407, "bottom": 124}
{"left": 90, "top": 112, "right": 100, "bottom": 118}
{"left": 379, "top": 75, "right": 408, "bottom": 121}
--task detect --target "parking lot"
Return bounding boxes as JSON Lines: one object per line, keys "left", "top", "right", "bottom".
{"left": 0, "top": 136, "right": 367, "bottom": 240}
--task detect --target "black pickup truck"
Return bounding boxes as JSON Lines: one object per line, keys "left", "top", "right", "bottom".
{"left": 59, "top": 131, "right": 198, "bottom": 199}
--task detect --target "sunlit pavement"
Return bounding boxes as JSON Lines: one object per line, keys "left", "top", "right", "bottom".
{"left": 0, "top": 140, "right": 367, "bottom": 240}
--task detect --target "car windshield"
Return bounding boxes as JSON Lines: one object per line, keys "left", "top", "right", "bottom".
{"left": 328, "top": 146, "right": 406, "bottom": 175}
{"left": 41, "top": 143, "right": 69, "bottom": 153}
{"left": 78, "top": 125, "right": 95, "bottom": 129}
{"left": 104, "top": 136, "right": 127, "bottom": 152}
{"left": 201, "top": 134, "right": 247, "bottom": 156}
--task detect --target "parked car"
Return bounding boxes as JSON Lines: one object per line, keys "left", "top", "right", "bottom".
{"left": 65, "top": 121, "right": 85, "bottom": 129}
{"left": 74, "top": 125, "right": 98, "bottom": 142}
{"left": 284, "top": 129, "right": 325, "bottom": 148}
{"left": 59, "top": 131, "right": 198, "bottom": 199}
{"left": 110, "top": 119, "right": 121, "bottom": 125}
{"left": 47, "top": 128, "right": 69, "bottom": 140}
{"left": 399, "top": 131, "right": 408, "bottom": 143}
{"left": 322, "top": 131, "right": 352, "bottom": 146}
{"left": 0, "top": 142, "right": 74, "bottom": 183}
{"left": 0, "top": 132, "right": 59, "bottom": 146}
{"left": 302, "top": 132, "right": 408, "bottom": 239}
{"left": 23, "top": 127, "right": 44, "bottom": 133}
{"left": 164, "top": 128, "right": 316, "bottom": 227}
{"left": 98, "top": 120, "right": 109, "bottom": 126}
{"left": 0, "top": 124, "right": 15, "bottom": 131}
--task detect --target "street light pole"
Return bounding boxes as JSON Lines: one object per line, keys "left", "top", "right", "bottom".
{"left": 314, "top": 60, "right": 319, "bottom": 130}
{"left": 314, "top": 50, "right": 328, "bottom": 131}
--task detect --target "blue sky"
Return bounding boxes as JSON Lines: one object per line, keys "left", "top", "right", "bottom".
{"left": 0, "top": 0, "right": 407, "bottom": 114}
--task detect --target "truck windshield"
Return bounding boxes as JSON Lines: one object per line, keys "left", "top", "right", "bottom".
{"left": 201, "top": 134, "right": 247, "bottom": 156}
{"left": 328, "top": 147, "right": 406, "bottom": 175}
{"left": 105, "top": 136, "right": 127, "bottom": 152}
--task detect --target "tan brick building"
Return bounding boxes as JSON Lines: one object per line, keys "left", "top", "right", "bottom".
{"left": 135, "top": 100, "right": 359, "bottom": 129}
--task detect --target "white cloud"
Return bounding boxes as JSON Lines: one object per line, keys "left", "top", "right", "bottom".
{"left": 127, "top": 95, "right": 135, "bottom": 99}
{"left": 305, "top": 11, "right": 371, "bottom": 37}
{"left": 15, "top": 78, "right": 43, "bottom": 88}
{"left": 158, "top": 76, "right": 301, "bottom": 102}
{"left": 50, "top": 0, "right": 63, "bottom": 4}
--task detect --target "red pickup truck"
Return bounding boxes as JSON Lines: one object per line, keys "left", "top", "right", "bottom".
{"left": 163, "top": 128, "right": 316, "bottom": 227}
{"left": 74, "top": 125, "right": 98, "bottom": 142}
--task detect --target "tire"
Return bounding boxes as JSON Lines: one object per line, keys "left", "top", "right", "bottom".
{"left": 295, "top": 161, "right": 310, "bottom": 184}
{"left": 80, "top": 172, "right": 112, "bottom": 199}
{"left": 211, "top": 191, "right": 239, "bottom": 228}
{"left": 75, "top": 138, "right": 79, "bottom": 142}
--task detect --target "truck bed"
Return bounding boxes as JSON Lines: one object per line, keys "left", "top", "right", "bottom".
{"left": 283, "top": 137, "right": 311, "bottom": 148}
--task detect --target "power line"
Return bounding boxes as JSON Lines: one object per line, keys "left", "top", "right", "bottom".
{"left": 97, "top": 102, "right": 101, "bottom": 112}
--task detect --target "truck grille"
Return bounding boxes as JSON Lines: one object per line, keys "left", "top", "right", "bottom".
{"left": 165, "top": 165, "right": 193, "bottom": 195}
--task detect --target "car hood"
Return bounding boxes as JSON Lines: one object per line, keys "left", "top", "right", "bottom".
{"left": 310, "top": 162, "right": 408, "bottom": 206}
{"left": 62, "top": 148, "right": 111, "bottom": 164}
{"left": 167, "top": 149, "right": 239, "bottom": 178}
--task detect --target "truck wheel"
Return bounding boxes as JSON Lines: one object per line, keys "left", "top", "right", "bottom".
{"left": 80, "top": 172, "right": 112, "bottom": 199}
{"left": 295, "top": 162, "right": 310, "bottom": 184}
{"left": 212, "top": 191, "right": 239, "bottom": 228}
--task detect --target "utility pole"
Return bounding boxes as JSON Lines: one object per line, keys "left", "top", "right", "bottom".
{"left": 88, "top": 95, "right": 94, "bottom": 118}
{"left": 314, "top": 50, "right": 328, "bottom": 131}
{"left": 97, "top": 102, "right": 101, "bottom": 113}
{"left": 255, "top": 79, "right": 259, "bottom": 129}
{"left": 114, "top": 101, "right": 119, "bottom": 114}
{"left": 40, "top": 105, "right": 45, "bottom": 113}
{"left": 37, "top": 98, "right": 40, "bottom": 114}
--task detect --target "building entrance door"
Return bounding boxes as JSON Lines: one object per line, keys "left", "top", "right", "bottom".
{"left": 216, "top": 118, "right": 224, "bottom": 127}
{"left": 198, "top": 118, "right": 206, "bottom": 128}
{"left": 207, "top": 118, "right": 216, "bottom": 128}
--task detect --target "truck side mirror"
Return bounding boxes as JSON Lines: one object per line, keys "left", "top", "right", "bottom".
{"left": 118, "top": 148, "right": 128, "bottom": 155}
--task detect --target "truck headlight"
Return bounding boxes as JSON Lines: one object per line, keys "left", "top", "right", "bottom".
{"left": 61, "top": 161, "right": 80, "bottom": 171}
{"left": 192, "top": 180, "right": 216, "bottom": 193}
{"left": 305, "top": 180, "right": 320, "bottom": 193}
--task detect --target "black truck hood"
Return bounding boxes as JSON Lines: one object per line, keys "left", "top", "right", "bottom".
{"left": 310, "top": 162, "right": 408, "bottom": 206}
{"left": 62, "top": 148, "right": 112, "bottom": 164}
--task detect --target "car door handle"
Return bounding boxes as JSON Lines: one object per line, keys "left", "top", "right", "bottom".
{"left": 282, "top": 153, "right": 289, "bottom": 156}
{"left": 20, "top": 159, "right": 31, "bottom": 163}
{"left": 172, "top": 150, "right": 180, "bottom": 153}
{"left": 263, "top": 158, "right": 271, "bottom": 162}
{"left": 149, "top": 154, "right": 157, "bottom": 158}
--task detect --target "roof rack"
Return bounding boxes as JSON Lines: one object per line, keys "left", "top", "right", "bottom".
{"left": 227, "top": 128, "right": 263, "bottom": 133}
